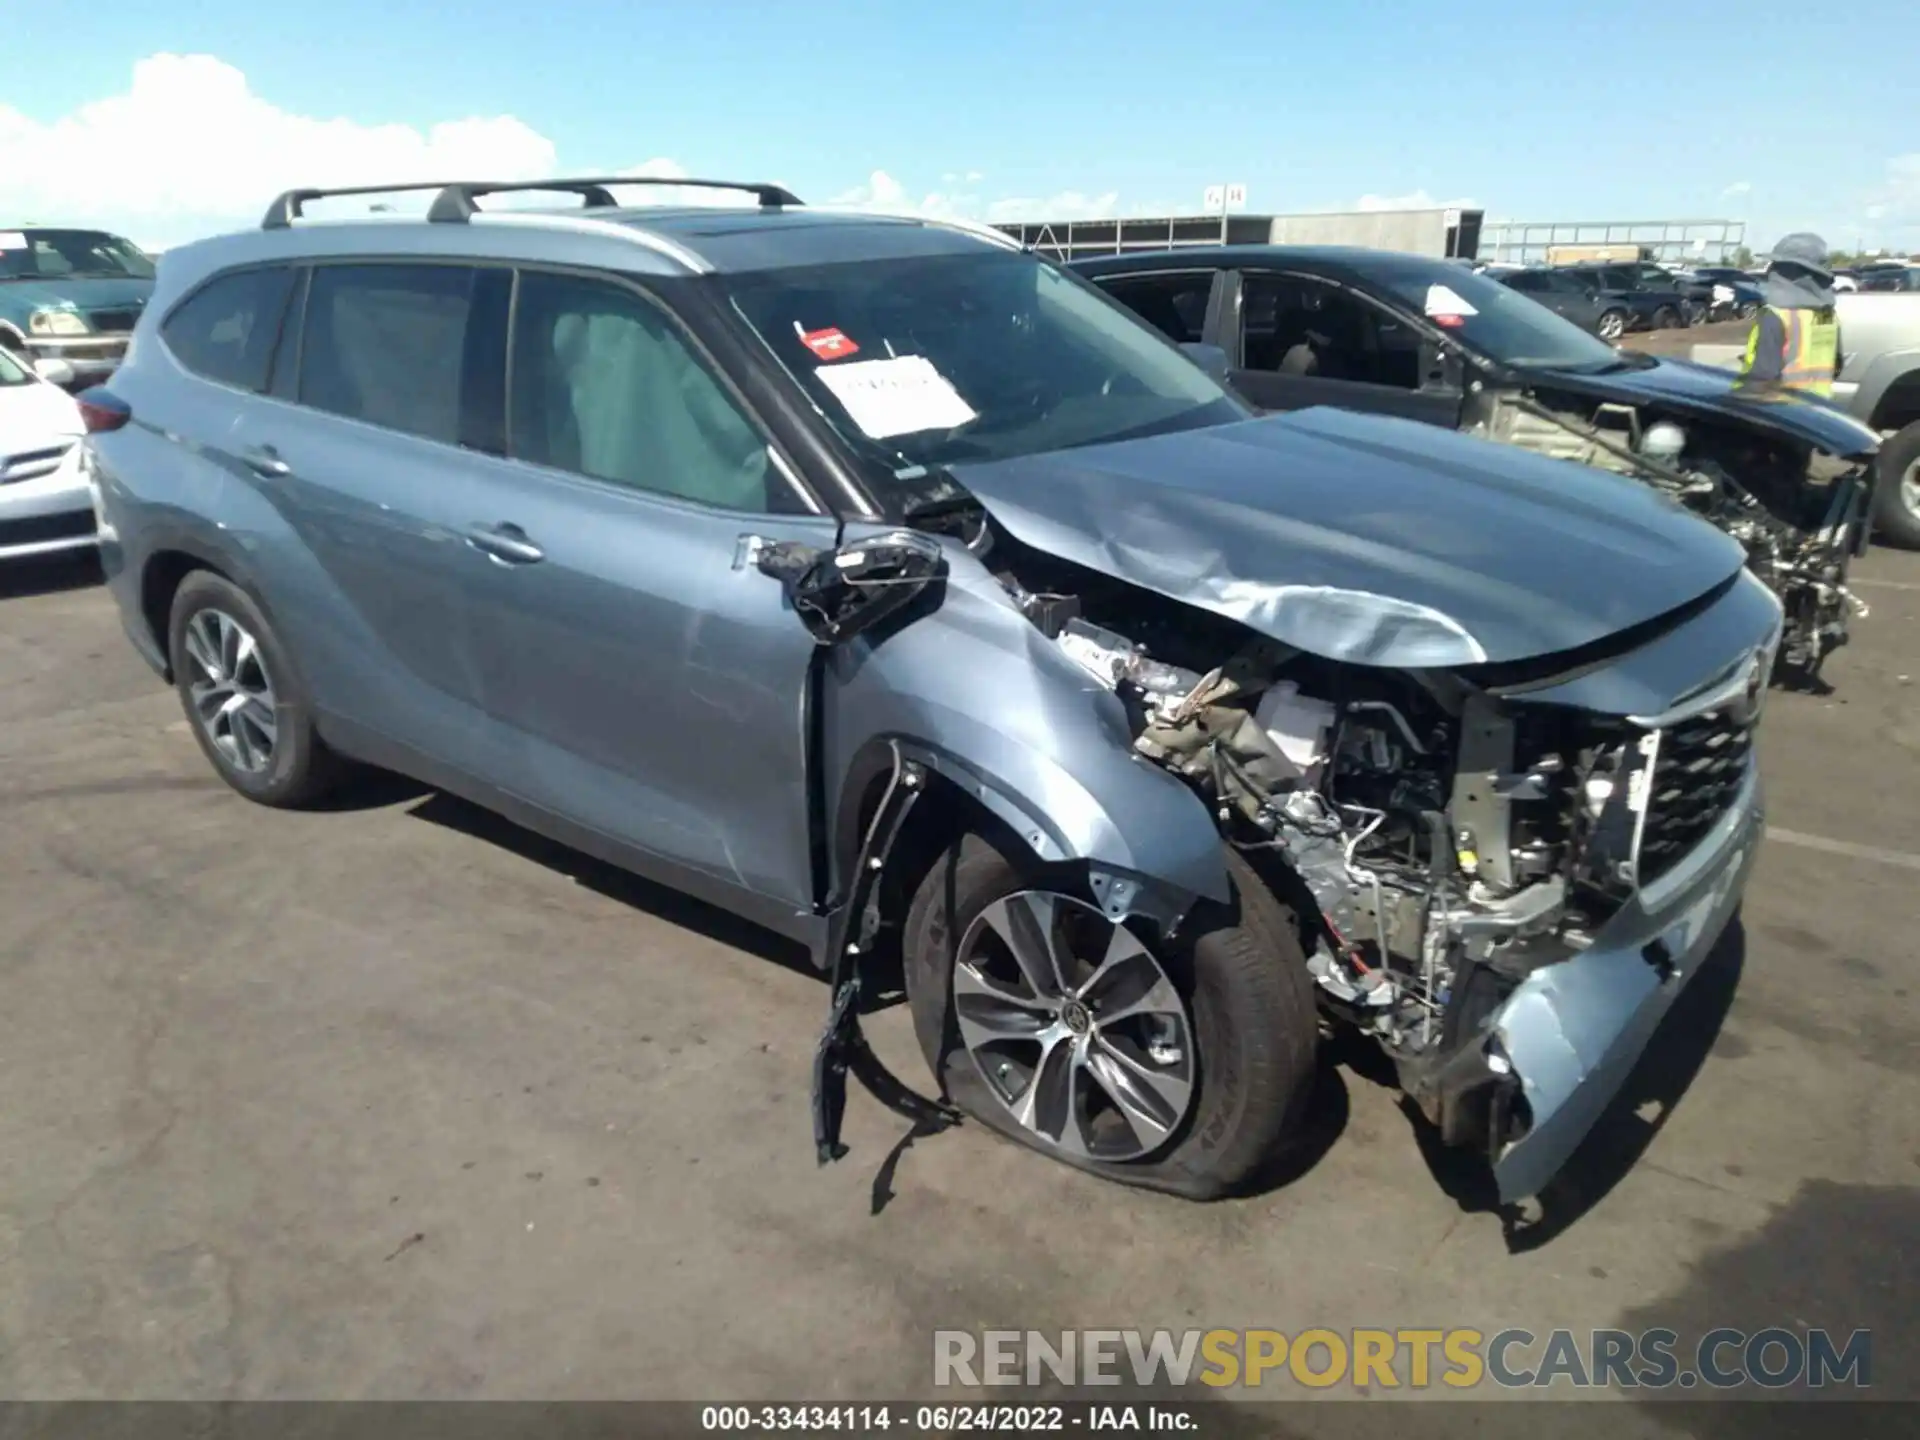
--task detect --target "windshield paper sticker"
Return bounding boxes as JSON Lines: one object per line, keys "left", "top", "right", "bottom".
{"left": 797, "top": 323, "right": 859, "bottom": 361}
{"left": 0, "top": 232, "right": 25, "bottom": 251}
{"left": 1423, "top": 284, "right": 1478, "bottom": 319}
{"left": 814, "top": 355, "right": 978, "bottom": 439}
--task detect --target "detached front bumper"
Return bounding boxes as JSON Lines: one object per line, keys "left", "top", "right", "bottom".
{"left": 1488, "top": 762, "right": 1762, "bottom": 1203}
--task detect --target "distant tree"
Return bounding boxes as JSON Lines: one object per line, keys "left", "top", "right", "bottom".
{"left": 1728, "top": 244, "right": 1754, "bottom": 268}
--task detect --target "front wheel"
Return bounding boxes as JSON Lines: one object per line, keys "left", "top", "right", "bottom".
{"left": 1873, "top": 421, "right": 1920, "bottom": 550}
{"left": 1597, "top": 309, "right": 1627, "bottom": 342}
{"left": 903, "top": 833, "right": 1319, "bottom": 1199}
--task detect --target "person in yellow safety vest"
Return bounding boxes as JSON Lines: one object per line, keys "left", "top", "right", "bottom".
{"left": 1740, "top": 231, "right": 1840, "bottom": 396}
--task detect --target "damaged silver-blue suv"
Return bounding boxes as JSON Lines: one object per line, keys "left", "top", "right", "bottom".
{"left": 86, "top": 177, "right": 1778, "bottom": 1205}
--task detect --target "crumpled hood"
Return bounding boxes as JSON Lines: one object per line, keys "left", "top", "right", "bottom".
{"left": 949, "top": 408, "right": 1748, "bottom": 668}
{"left": 1533, "top": 354, "right": 1878, "bottom": 458}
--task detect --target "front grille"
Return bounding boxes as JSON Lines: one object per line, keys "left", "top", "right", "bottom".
{"left": 0, "top": 508, "right": 95, "bottom": 548}
{"left": 1, "top": 442, "right": 75, "bottom": 485}
{"left": 1638, "top": 708, "right": 1754, "bottom": 884}
{"left": 87, "top": 308, "right": 140, "bottom": 334}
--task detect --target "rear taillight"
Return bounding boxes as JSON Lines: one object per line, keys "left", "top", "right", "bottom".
{"left": 78, "top": 388, "right": 132, "bottom": 434}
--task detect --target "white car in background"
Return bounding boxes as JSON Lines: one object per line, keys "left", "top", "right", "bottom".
{"left": 0, "top": 345, "right": 94, "bottom": 562}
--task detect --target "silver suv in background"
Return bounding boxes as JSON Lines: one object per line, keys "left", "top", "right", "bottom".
{"left": 86, "top": 177, "right": 1776, "bottom": 1207}
{"left": 1835, "top": 290, "right": 1920, "bottom": 546}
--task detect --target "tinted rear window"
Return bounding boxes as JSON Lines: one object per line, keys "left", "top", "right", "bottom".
{"left": 162, "top": 266, "right": 296, "bottom": 391}
{"left": 298, "top": 264, "right": 478, "bottom": 444}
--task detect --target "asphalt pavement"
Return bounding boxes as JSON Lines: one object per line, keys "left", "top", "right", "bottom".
{"left": 1, "top": 547, "right": 1915, "bottom": 1431}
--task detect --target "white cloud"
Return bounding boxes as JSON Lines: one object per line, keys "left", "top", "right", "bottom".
{"left": 1354, "top": 189, "right": 1477, "bottom": 213}
{"left": 0, "top": 56, "right": 1143, "bottom": 247}
{"left": 0, "top": 54, "right": 556, "bottom": 245}
{"left": 1722, "top": 180, "right": 1753, "bottom": 198}
{"left": 826, "top": 171, "right": 1128, "bottom": 225}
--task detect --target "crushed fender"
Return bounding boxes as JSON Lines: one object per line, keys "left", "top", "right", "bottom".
{"left": 812, "top": 745, "right": 962, "bottom": 1165}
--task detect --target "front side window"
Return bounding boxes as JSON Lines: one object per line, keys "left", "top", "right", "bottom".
{"left": 1240, "top": 275, "right": 1423, "bottom": 389}
{"left": 1502, "top": 271, "right": 1545, "bottom": 293}
{"left": 508, "top": 270, "right": 778, "bottom": 512}
{"left": 161, "top": 266, "right": 296, "bottom": 392}
{"left": 0, "top": 345, "right": 32, "bottom": 386}
{"left": 0, "top": 228, "right": 155, "bottom": 281}
{"left": 726, "top": 249, "right": 1242, "bottom": 475}
{"left": 298, "top": 264, "right": 482, "bottom": 444}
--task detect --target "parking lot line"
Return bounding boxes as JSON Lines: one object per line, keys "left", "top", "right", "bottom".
{"left": 1848, "top": 577, "right": 1920, "bottom": 593}
{"left": 1766, "top": 825, "right": 1920, "bottom": 871}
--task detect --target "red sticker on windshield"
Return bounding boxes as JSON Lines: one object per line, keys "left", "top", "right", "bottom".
{"left": 800, "top": 326, "right": 860, "bottom": 361}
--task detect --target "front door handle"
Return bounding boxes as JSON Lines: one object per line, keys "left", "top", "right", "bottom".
{"left": 464, "top": 522, "right": 545, "bottom": 566}
{"left": 241, "top": 444, "right": 290, "bottom": 479}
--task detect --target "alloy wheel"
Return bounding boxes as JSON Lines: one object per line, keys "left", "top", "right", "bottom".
{"left": 1903, "top": 457, "right": 1920, "bottom": 524}
{"left": 1598, "top": 311, "right": 1626, "bottom": 342}
{"left": 182, "top": 607, "right": 279, "bottom": 774}
{"left": 953, "top": 890, "right": 1196, "bottom": 1161}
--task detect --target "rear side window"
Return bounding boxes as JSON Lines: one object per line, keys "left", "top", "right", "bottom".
{"left": 298, "top": 264, "right": 483, "bottom": 444}
{"left": 1096, "top": 273, "right": 1213, "bottom": 343}
{"left": 1503, "top": 271, "right": 1544, "bottom": 292}
{"left": 162, "top": 266, "right": 297, "bottom": 391}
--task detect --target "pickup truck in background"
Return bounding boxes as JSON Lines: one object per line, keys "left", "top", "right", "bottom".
{"left": 1836, "top": 292, "right": 1920, "bottom": 546}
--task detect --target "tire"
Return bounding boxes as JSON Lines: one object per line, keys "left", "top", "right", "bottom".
{"left": 167, "top": 570, "right": 342, "bottom": 806}
{"left": 1597, "top": 309, "right": 1627, "bottom": 343}
{"left": 1736, "top": 302, "right": 1759, "bottom": 321}
{"left": 1652, "top": 305, "right": 1679, "bottom": 332}
{"left": 1872, "top": 420, "right": 1920, "bottom": 550}
{"left": 903, "top": 831, "right": 1319, "bottom": 1199}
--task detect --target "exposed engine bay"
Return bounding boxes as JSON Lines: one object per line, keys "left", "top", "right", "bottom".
{"left": 984, "top": 533, "right": 1758, "bottom": 1154}
{"left": 1476, "top": 388, "right": 1867, "bottom": 683}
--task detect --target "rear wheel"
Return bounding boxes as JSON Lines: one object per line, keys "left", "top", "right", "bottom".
{"left": 168, "top": 570, "right": 342, "bottom": 806}
{"left": 1652, "top": 305, "right": 1680, "bottom": 331}
{"left": 1597, "top": 309, "right": 1627, "bottom": 342}
{"left": 903, "top": 832, "right": 1319, "bottom": 1199}
{"left": 1872, "top": 421, "right": 1920, "bottom": 550}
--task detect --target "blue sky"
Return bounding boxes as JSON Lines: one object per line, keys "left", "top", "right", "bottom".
{"left": 4, "top": 0, "right": 1916, "bottom": 252}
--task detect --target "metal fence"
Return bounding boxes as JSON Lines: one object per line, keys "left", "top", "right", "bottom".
{"left": 1478, "top": 218, "right": 1747, "bottom": 266}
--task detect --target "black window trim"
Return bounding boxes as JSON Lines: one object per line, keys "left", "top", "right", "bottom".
{"left": 198, "top": 253, "right": 829, "bottom": 520}
{"left": 263, "top": 265, "right": 312, "bottom": 400}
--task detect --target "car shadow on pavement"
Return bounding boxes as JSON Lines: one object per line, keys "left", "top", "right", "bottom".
{"left": 1617, "top": 1179, "right": 1917, "bottom": 1429}
{"left": 0, "top": 550, "right": 102, "bottom": 600}
{"left": 400, "top": 787, "right": 819, "bottom": 977}
{"left": 1407, "top": 915, "right": 1748, "bottom": 1253}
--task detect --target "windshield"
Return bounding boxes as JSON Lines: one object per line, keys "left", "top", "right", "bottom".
{"left": 1370, "top": 259, "right": 1629, "bottom": 373}
{"left": 0, "top": 228, "right": 155, "bottom": 281}
{"left": 726, "top": 249, "right": 1245, "bottom": 473}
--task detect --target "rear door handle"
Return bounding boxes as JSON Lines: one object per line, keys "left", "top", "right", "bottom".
{"left": 241, "top": 444, "right": 290, "bottom": 478}
{"left": 464, "top": 522, "right": 545, "bottom": 566}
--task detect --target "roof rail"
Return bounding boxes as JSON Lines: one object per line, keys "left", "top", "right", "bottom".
{"left": 261, "top": 181, "right": 468, "bottom": 230}
{"left": 425, "top": 176, "right": 803, "bottom": 223}
{"left": 260, "top": 176, "right": 804, "bottom": 231}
